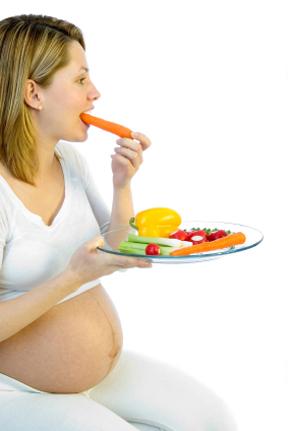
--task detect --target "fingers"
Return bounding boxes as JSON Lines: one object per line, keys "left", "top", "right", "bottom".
{"left": 113, "top": 132, "right": 151, "bottom": 170}
{"left": 113, "top": 145, "right": 143, "bottom": 168}
{"left": 116, "top": 138, "right": 142, "bottom": 151}
{"left": 114, "top": 145, "right": 140, "bottom": 160}
{"left": 96, "top": 248, "right": 152, "bottom": 269}
{"left": 114, "top": 137, "right": 143, "bottom": 168}
{"left": 115, "top": 132, "right": 151, "bottom": 155}
{"left": 131, "top": 132, "right": 152, "bottom": 150}
{"left": 114, "top": 255, "right": 152, "bottom": 269}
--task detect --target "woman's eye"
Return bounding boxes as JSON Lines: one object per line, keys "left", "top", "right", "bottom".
{"left": 78, "top": 77, "right": 86, "bottom": 85}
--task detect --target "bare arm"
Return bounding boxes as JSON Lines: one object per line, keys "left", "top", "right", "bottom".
{"left": 0, "top": 235, "right": 151, "bottom": 343}
{"left": 0, "top": 269, "right": 80, "bottom": 343}
{"left": 105, "top": 184, "right": 134, "bottom": 248}
{"left": 105, "top": 132, "right": 151, "bottom": 247}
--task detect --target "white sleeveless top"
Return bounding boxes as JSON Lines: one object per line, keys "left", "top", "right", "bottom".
{"left": 0, "top": 141, "right": 110, "bottom": 304}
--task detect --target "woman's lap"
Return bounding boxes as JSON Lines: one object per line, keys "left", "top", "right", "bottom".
{"left": 0, "top": 391, "right": 138, "bottom": 431}
{"left": 88, "top": 350, "right": 237, "bottom": 431}
{"left": 0, "top": 350, "right": 237, "bottom": 431}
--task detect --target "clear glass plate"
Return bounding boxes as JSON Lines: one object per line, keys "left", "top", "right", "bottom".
{"left": 98, "top": 221, "right": 264, "bottom": 264}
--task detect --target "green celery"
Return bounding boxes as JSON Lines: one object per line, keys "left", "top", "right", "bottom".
{"left": 119, "top": 241, "right": 176, "bottom": 256}
{"left": 127, "top": 233, "right": 190, "bottom": 247}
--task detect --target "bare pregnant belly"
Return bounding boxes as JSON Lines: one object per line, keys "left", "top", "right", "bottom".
{"left": 0, "top": 284, "right": 123, "bottom": 393}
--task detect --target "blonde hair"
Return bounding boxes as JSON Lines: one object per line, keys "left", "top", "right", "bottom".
{"left": 0, "top": 14, "right": 85, "bottom": 184}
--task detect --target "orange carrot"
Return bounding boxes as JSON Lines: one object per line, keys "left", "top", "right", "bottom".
{"left": 170, "top": 232, "right": 246, "bottom": 256}
{"left": 80, "top": 113, "right": 133, "bottom": 138}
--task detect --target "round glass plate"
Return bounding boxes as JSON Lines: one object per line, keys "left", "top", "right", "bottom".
{"left": 98, "top": 221, "right": 264, "bottom": 264}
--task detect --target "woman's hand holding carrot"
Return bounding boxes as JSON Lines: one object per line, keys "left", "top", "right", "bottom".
{"left": 111, "top": 131, "right": 151, "bottom": 188}
{"left": 80, "top": 113, "right": 152, "bottom": 188}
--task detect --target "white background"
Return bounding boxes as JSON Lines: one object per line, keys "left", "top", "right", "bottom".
{"left": 1, "top": 1, "right": 287, "bottom": 430}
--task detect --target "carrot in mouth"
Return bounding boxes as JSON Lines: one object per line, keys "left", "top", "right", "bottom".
{"left": 170, "top": 232, "right": 246, "bottom": 256}
{"left": 80, "top": 113, "right": 133, "bottom": 138}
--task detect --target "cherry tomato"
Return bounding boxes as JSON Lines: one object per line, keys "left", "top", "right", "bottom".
{"left": 169, "top": 230, "right": 188, "bottom": 241}
{"left": 207, "top": 230, "right": 228, "bottom": 241}
{"left": 145, "top": 243, "right": 161, "bottom": 255}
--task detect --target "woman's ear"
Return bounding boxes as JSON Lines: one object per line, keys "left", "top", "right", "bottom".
{"left": 24, "top": 79, "right": 43, "bottom": 110}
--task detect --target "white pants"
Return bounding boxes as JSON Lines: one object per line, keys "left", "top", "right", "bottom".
{"left": 0, "top": 350, "right": 237, "bottom": 431}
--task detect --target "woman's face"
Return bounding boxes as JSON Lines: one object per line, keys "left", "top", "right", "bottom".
{"left": 37, "top": 41, "right": 100, "bottom": 142}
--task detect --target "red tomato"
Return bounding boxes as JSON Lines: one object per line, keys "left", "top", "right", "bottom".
{"left": 169, "top": 230, "right": 188, "bottom": 241}
{"left": 145, "top": 243, "right": 161, "bottom": 255}
{"left": 207, "top": 230, "right": 228, "bottom": 241}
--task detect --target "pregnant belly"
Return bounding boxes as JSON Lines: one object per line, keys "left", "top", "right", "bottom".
{"left": 0, "top": 284, "right": 123, "bottom": 393}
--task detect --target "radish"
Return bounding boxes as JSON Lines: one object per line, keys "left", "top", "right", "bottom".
{"left": 207, "top": 230, "right": 228, "bottom": 242}
{"left": 186, "top": 229, "right": 207, "bottom": 245}
{"left": 145, "top": 243, "right": 161, "bottom": 255}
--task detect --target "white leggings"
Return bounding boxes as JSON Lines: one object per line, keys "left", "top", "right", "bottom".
{"left": 0, "top": 350, "right": 237, "bottom": 431}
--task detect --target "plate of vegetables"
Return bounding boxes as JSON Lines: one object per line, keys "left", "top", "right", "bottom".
{"left": 98, "top": 208, "right": 264, "bottom": 263}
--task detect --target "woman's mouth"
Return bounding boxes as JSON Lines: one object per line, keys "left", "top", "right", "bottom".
{"left": 80, "top": 113, "right": 89, "bottom": 125}
{"left": 80, "top": 108, "right": 94, "bottom": 126}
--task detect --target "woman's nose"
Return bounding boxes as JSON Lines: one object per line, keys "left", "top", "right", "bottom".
{"left": 89, "top": 84, "right": 101, "bottom": 101}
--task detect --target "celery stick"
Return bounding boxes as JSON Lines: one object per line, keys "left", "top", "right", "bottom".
{"left": 119, "top": 241, "right": 176, "bottom": 256}
{"left": 127, "top": 233, "right": 190, "bottom": 248}
{"left": 119, "top": 242, "right": 147, "bottom": 252}
{"left": 119, "top": 243, "right": 146, "bottom": 255}
{"left": 119, "top": 243, "right": 147, "bottom": 255}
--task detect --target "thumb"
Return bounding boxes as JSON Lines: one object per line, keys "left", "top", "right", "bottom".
{"left": 85, "top": 235, "right": 104, "bottom": 252}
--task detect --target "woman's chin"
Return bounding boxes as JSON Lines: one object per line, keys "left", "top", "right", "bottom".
{"left": 78, "top": 124, "right": 90, "bottom": 141}
{"left": 66, "top": 131, "right": 89, "bottom": 142}
{"left": 77, "top": 133, "right": 88, "bottom": 142}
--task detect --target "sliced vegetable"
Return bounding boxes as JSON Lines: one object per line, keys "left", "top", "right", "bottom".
{"left": 127, "top": 233, "right": 191, "bottom": 248}
{"left": 189, "top": 235, "right": 207, "bottom": 245}
{"left": 80, "top": 113, "right": 133, "bottom": 138}
{"left": 119, "top": 241, "right": 177, "bottom": 256}
{"left": 185, "top": 229, "right": 208, "bottom": 244}
{"left": 169, "top": 232, "right": 246, "bottom": 256}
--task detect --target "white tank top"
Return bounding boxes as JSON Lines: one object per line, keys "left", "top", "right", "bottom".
{"left": 0, "top": 141, "right": 110, "bottom": 304}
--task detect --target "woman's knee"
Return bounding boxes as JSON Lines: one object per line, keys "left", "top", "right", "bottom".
{"left": 89, "top": 351, "right": 237, "bottom": 430}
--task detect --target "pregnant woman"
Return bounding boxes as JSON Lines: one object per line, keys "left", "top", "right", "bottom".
{"left": 0, "top": 14, "right": 237, "bottom": 431}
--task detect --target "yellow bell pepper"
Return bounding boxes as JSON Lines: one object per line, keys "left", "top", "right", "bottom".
{"left": 129, "top": 208, "right": 182, "bottom": 238}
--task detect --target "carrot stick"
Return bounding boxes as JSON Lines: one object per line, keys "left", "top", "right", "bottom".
{"left": 80, "top": 113, "right": 133, "bottom": 138}
{"left": 170, "top": 232, "right": 246, "bottom": 256}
